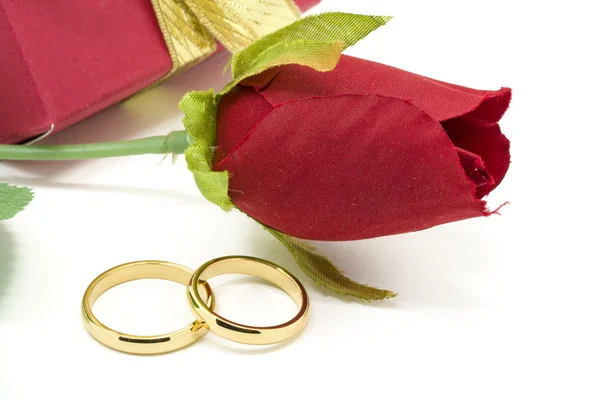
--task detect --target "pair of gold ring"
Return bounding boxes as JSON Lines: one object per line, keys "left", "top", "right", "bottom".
{"left": 82, "top": 256, "right": 309, "bottom": 354}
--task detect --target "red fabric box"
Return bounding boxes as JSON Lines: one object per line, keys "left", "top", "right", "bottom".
{"left": 0, "top": 0, "right": 320, "bottom": 144}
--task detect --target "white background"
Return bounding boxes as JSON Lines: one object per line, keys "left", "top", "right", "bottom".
{"left": 1, "top": 1, "right": 599, "bottom": 399}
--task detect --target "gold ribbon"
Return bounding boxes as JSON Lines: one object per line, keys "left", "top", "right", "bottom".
{"left": 150, "top": 0, "right": 301, "bottom": 82}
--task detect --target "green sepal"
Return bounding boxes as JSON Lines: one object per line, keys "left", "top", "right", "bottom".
{"left": 179, "top": 89, "right": 233, "bottom": 211}
{"left": 0, "top": 183, "right": 33, "bottom": 220}
{"left": 220, "top": 12, "right": 392, "bottom": 95}
{"left": 264, "top": 224, "right": 396, "bottom": 301}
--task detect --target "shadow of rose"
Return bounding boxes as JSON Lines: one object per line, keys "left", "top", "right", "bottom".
{"left": 250, "top": 219, "right": 502, "bottom": 309}
{"left": 249, "top": 222, "right": 402, "bottom": 307}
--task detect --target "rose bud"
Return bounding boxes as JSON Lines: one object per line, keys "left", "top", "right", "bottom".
{"left": 0, "top": 13, "right": 512, "bottom": 298}
{"left": 211, "top": 55, "right": 511, "bottom": 241}
{"left": 177, "top": 12, "right": 513, "bottom": 298}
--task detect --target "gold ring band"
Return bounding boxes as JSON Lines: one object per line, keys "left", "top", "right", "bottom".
{"left": 187, "top": 256, "right": 309, "bottom": 345}
{"left": 82, "top": 260, "right": 214, "bottom": 355}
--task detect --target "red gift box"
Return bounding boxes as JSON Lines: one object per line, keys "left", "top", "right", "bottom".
{"left": 0, "top": 0, "right": 320, "bottom": 144}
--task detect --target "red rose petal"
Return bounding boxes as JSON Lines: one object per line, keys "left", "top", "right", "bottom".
{"left": 214, "top": 85, "right": 273, "bottom": 165}
{"left": 214, "top": 94, "right": 489, "bottom": 241}
{"left": 244, "top": 55, "right": 511, "bottom": 122}
{"left": 456, "top": 148, "right": 495, "bottom": 189}
{"left": 442, "top": 118, "right": 510, "bottom": 198}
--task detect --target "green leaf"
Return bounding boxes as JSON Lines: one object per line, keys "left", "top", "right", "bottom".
{"left": 0, "top": 183, "right": 33, "bottom": 220}
{"left": 179, "top": 89, "right": 234, "bottom": 211}
{"left": 220, "top": 12, "right": 392, "bottom": 94}
{"left": 264, "top": 225, "right": 396, "bottom": 301}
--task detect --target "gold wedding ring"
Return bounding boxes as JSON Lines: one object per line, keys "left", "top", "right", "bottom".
{"left": 82, "top": 256, "right": 309, "bottom": 353}
{"left": 82, "top": 260, "right": 214, "bottom": 355}
{"left": 188, "top": 256, "right": 309, "bottom": 345}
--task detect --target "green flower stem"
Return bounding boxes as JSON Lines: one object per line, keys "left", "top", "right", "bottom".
{"left": 0, "top": 130, "right": 189, "bottom": 161}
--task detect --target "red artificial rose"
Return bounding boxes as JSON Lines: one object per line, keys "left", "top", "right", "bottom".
{"left": 213, "top": 55, "right": 511, "bottom": 241}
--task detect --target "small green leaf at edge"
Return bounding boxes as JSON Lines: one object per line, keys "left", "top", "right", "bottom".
{"left": 263, "top": 224, "right": 396, "bottom": 301}
{"left": 0, "top": 183, "right": 33, "bottom": 220}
